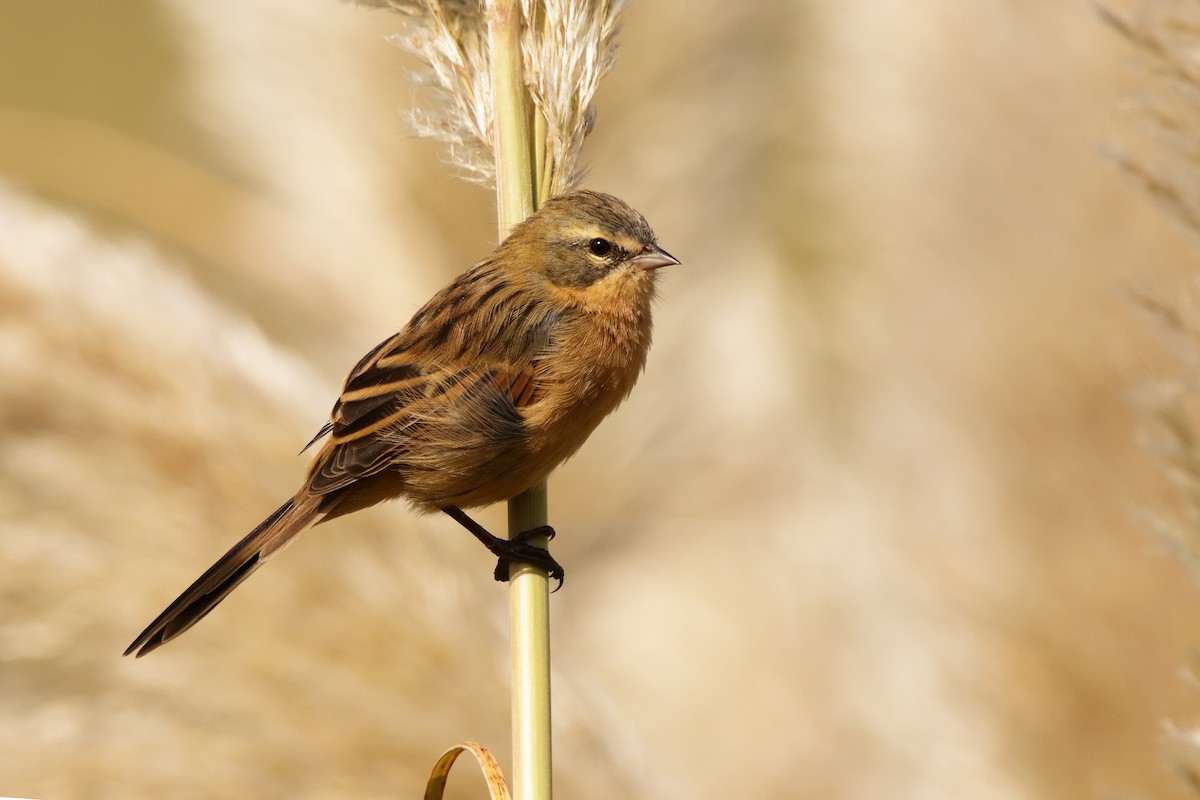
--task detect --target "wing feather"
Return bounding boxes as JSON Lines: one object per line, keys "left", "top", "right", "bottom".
{"left": 303, "top": 302, "right": 560, "bottom": 498}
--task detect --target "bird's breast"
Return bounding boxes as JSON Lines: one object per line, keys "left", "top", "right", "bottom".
{"left": 400, "top": 270, "right": 657, "bottom": 510}
{"left": 523, "top": 284, "right": 654, "bottom": 457}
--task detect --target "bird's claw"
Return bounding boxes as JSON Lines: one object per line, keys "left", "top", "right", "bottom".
{"left": 492, "top": 525, "right": 564, "bottom": 590}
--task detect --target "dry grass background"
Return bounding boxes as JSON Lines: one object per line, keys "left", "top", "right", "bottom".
{"left": 2, "top": 0, "right": 1199, "bottom": 798}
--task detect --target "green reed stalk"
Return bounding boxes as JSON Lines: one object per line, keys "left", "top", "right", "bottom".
{"left": 487, "top": 2, "right": 552, "bottom": 799}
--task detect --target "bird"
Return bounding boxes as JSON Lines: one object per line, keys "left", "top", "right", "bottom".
{"left": 125, "top": 189, "right": 679, "bottom": 657}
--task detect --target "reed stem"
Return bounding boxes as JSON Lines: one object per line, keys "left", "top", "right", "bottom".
{"left": 487, "top": 2, "right": 552, "bottom": 799}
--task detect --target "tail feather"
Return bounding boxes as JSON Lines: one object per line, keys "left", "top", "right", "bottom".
{"left": 125, "top": 495, "right": 326, "bottom": 657}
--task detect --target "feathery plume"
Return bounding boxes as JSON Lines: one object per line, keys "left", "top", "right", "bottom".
{"left": 352, "top": 0, "right": 623, "bottom": 192}
{"left": 1099, "top": 1, "right": 1200, "bottom": 237}
{"left": 1106, "top": 2, "right": 1200, "bottom": 794}
{"left": 1104, "top": 0, "right": 1200, "bottom": 579}
{"left": 521, "top": 0, "right": 623, "bottom": 197}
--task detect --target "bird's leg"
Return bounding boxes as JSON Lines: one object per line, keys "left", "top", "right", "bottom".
{"left": 441, "top": 506, "right": 564, "bottom": 589}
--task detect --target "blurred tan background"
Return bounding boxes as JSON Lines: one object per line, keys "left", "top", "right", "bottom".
{"left": 3, "top": 0, "right": 1199, "bottom": 798}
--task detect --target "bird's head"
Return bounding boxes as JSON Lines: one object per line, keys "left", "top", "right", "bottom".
{"left": 500, "top": 190, "right": 679, "bottom": 293}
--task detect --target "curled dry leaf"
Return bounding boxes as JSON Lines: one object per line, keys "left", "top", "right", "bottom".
{"left": 424, "top": 741, "right": 512, "bottom": 800}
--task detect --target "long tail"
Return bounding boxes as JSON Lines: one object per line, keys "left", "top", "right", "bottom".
{"left": 125, "top": 494, "right": 327, "bottom": 657}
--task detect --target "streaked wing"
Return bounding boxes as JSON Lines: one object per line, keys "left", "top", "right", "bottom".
{"left": 305, "top": 333, "right": 548, "bottom": 497}
{"left": 299, "top": 421, "right": 332, "bottom": 454}
{"left": 298, "top": 331, "right": 401, "bottom": 455}
{"left": 306, "top": 339, "right": 428, "bottom": 495}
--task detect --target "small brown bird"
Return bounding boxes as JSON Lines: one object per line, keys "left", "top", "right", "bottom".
{"left": 125, "top": 190, "right": 678, "bottom": 656}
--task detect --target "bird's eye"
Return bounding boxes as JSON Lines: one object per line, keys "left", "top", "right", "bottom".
{"left": 587, "top": 238, "right": 613, "bottom": 258}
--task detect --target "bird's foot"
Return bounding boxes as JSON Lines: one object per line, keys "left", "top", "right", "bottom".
{"left": 492, "top": 525, "right": 564, "bottom": 590}
{"left": 439, "top": 507, "right": 565, "bottom": 590}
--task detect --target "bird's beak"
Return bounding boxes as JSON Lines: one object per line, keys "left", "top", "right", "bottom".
{"left": 632, "top": 244, "right": 680, "bottom": 271}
